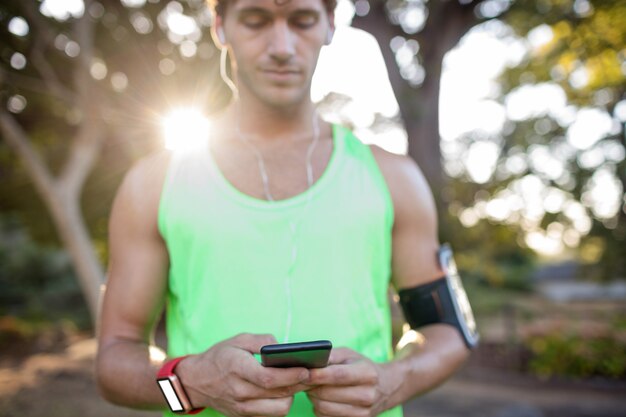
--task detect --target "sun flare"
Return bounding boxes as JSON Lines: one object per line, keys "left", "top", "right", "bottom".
{"left": 161, "top": 107, "right": 210, "bottom": 152}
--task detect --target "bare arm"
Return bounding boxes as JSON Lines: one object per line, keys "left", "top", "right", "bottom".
{"left": 303, "top": 148, "right": 471, "bottom": 417}
{"left": 96, "top": 151, "right": 311, "bottom": 416}
{"left": 374, "top": 147, "right": 470, "bottom": 407}
{"left": 96, "top": 150, "right": 172, "bottom": 409}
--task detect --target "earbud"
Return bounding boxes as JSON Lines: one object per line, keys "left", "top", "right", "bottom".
{"left": 325, "top": 30, "right": 334, "bottom": 45}
{"left": 217, "top": 27, "right": 226, "bottom": 44}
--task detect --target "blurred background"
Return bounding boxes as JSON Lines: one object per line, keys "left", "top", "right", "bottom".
{"left": 0, "top": 0, "right": 625, "bottom": 416}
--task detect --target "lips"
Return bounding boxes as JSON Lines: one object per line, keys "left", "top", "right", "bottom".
{"left": 261, "top": 67, "right": 300, "bottom": 74}
{"left": 261, "top": 68, "right": 301, "bottom": 83}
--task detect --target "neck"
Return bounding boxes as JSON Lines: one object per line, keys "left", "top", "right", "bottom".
{"left": 218, "top": 94, "right": 319, "bottom": 144}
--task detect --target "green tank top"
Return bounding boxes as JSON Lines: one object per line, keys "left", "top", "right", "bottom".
{"left": 158, "top": 124, "right": 402, "bottom": 417}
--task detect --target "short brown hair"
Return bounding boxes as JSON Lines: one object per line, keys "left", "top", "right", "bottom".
{"left": 206, "top": 0, "right": 337, "bottom": 18}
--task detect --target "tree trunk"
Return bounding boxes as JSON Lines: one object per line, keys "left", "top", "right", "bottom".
{"left": 0, "top": 0, "right": 107, "bottom": 323}
{"left": 48, "top": 188, "right": 105, "bottom": 320}
{"left": 352, "top": 0, "right": 482, "bottom": 210}
{"left": 0, "top": 109, "right": 105, "bottom": 323}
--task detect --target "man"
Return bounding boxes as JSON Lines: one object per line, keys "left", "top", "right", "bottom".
{"left": 96, "top": 0, "right": 473, "bottom": 416}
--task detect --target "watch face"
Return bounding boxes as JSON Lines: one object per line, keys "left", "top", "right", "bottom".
{"left": 157, "top": 378, "right": 184, "bottom": 412}
{"left": 438, "top": 244, "right": 479, "bottom": 347}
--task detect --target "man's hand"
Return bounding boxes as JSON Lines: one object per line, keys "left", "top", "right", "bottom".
{"left": 304, "top": 348, "right": 402, "bottom": 417}
{"left": 177, "top": 333, "right": 310, "bottom": 417}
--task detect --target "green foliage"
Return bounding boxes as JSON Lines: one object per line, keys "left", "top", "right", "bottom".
{"left": 463, "top": 279, "right": 531, "bottom": 317}
{"left": 460, "top": 250, "right": 536, "bottom": 291}
{"left": 451, "top": 0, "right": 626, "bottom": 281}
{"left": 525, "top": 329, "right": 626, "bottom": 379}
{"left": 0, "top": 214, "right": 88, "bottom": 328}
{"left": 500, "top": 1, "right": 625, "bottom": 156}
{"left": 441, "top": 209, "right": 538, "bottom": 291}
{"left": 505, "top": 0, "right": 626, "bottom": 96}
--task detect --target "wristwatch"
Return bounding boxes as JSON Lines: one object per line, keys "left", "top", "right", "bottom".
{"left": 156, "top": 356, "right": 205, "bottom": 414}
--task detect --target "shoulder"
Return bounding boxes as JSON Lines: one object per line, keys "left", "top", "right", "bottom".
{"left": 368, "top": 144, "right": 438, "bottom": 229}
{"left": 110, "top": 149, "right": 172, "bottom": 237}
{"left": 132, "top": 148, "right": 171, "bottom": 180}
{"left": 117, "top": 149, "right": 172, "bottom": 205}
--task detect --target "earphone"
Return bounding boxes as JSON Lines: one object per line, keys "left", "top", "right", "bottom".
{"left": 326, "top": 30, "right": 334, "bottom": 45}
{"left": 217, "top": 27, "right": 226, "bottom": 45}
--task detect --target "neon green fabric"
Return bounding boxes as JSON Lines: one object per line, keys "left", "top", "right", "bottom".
{"left": 158, "top": 124, "right": 401, "bottom": 417}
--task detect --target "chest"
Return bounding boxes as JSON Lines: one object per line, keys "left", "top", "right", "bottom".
{"left": 209, "top": 138, "right": 334, "bottom": 201}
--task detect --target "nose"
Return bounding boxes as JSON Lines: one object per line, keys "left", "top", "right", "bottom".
{"left": 268, "top": 21, "right": 295, "bottom": 62}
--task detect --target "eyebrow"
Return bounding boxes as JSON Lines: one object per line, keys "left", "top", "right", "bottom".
{"left": 236, "top": 6, "right": 321, "bottom": 17}
{"left": 237, "top": 6, "right": 270, "bottom": 15}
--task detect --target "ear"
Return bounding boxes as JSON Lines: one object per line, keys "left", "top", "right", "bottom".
{"left": 211, "top": 14, "right": 227, "bottom": 49}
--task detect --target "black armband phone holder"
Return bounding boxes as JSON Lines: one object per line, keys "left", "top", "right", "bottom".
{"left": 397, "top": 243, "right": 479, "bottom": 349}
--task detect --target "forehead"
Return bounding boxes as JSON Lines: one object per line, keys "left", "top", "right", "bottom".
{"left": 230, "top": 0, "right": 326, "bottom": 14}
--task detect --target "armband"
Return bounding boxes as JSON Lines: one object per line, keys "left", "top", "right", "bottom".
{"left": 397, "top": 243, "right": 479, "bottom": 349}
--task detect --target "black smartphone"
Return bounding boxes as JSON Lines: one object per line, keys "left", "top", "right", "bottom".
{"left": 260, "top": 340, "right": 332, "bottom": 368}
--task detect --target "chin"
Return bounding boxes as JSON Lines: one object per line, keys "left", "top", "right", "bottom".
{"left": 257, "top": 86, "right": 310, "bottom": 109}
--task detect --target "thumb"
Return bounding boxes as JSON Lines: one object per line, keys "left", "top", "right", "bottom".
{"left": 328, "top": 347, "right": 363, "bottom": 364}
{"left": 229, "top": 333, "right": 278, "bottom": 353}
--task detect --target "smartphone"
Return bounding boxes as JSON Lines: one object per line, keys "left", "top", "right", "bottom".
{"left": 260, "top": 340, "right": 332, "bottom": 368}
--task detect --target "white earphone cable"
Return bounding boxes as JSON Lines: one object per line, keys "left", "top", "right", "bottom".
{"left": 235, "top": 112, "right": 320, "bottom": 343}
{"left": 220, "top": 47, "right": 239, "bottom": 100}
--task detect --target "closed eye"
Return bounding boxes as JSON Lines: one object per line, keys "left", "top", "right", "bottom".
{"left": 242, "top": 16, "right": 270, "bottom": 28}
{"left": 290, "top": 12, "right": 319, "bottom": 29}
{"left": 239, "top": 9, "right": 272, "bottom": 29}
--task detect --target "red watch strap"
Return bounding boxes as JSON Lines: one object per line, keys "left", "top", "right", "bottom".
{"left": 158, "top": 356, "right": 188, "bottom": 378}
{"left": 158, "top": 356, "right": 205, "bottom": 414}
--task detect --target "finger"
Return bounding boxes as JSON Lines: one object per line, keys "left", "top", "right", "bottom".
{"left": 307, "top": 362, "right": 376, "bottom": 386}
{"left": 306, "top": 385, "right": 376, "bottom": 407}
{"left": 234, "top": 397, "right": 294, "bottom": 417}
{"left": 231, "top": 379, "right": 311, "bottom": 401}
{"left": 328, "top": 348, "right": 363, "bottom": 365}
{"left": 310, "top": 398, "right": 370, "bottom": 417}
{"left": 229, "top": 333, "right": 278, "bottom": 353}
{"left": 243, "top": 364, "right": 310, "bottom": 389}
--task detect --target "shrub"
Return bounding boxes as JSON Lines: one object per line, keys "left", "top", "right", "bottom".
{"left": 0, "top": 215, "right": 87, "bottom": 327}
{"left": 524, "top": 325, "right": 626, "bottom": 379}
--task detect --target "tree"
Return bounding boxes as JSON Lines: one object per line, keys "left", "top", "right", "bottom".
{"left": 352, "top": 0, "right": 501, "bottom": 201}
{"left": 442, "top": 0, "right": 625, "bottom": 279}
{"left": 496, "top": 0, "right": 625, "bottom": 279}
{"left": 1, "top": 0, "right": 106, "bottom": 321}
{"left": 0, "top": 0, "right": 228, "bottom": 322}
{"left": 351, "top": 0, "right": 624, "bottom": 279}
